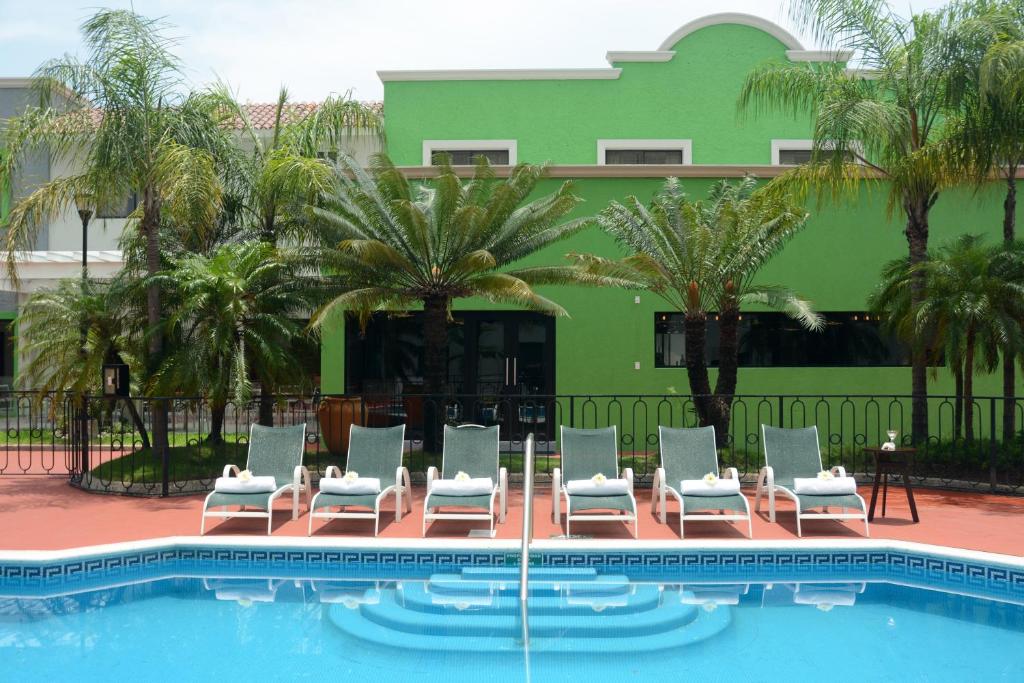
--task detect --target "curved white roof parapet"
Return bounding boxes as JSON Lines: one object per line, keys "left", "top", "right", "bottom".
{"left": 657, "top": 12, "right": 805, "bottom": 51}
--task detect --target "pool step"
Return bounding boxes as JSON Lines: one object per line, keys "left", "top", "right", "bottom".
{"left": 328, "top": 589, "right": 731, "bottom": 655}
{"left": 361, "top": 590, "right": 698, "bottom": 638}
{"left": 426, "top": 574, "right": 631, "bottom": 598}
{"left": 458, "top": 567, "right": 598, "bottom": 582}
{"left": 398, "top": 581, "right": 664, "bottom": 616}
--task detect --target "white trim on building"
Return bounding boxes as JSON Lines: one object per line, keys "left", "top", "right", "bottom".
{"left": 421, "top": 140, "right": 518, "bottom": 166}
{"left": 379, "top": 69, "right": 622, "bottom": 82}
{"left": 0, "top": 251, "right": 125, "bottom": 292}
{"left": 597, "top": 139, "right": 693, "bottom": 165}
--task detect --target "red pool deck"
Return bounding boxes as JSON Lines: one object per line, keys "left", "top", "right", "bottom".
{"left": 1, "top": 477, "right": 1022, "bottom": 556}
{"left": 2, "top": 479, "right": 1024, "bottom": 557}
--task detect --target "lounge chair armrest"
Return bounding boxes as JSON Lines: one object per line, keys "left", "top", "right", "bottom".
{"left": 724, "top": 467, "right": 740, "bottom": 481}
{"left": 831, "top": 465, "right": 848, "bottom": 478}
{"left": 499, "top": 466, "right": 508, "bottom": 492}
{"left": 324, "top": 465, "right": 342, "bottom": 479}
{"left": 623, "top": 467, "right": 634, "bottom": 493}
{"left": 294, "top": 465, "right": 310, "bottom": 488}
{"left": 552, "top": 467, "right": 561, "bottom": 494}
{"left": 221, "top": 464, "right": 240, "bottom": 478}
{"left": 758, "top": 465, "right": 774, "bottom": 488}
{"left": 395, "top": 465, "right": 408, "bottom": 487}
{"left": 426, "top": 466, "right": 438, "bottom": 493}
{"left": 654, "top": 467, "right": 666, "bottom": 491}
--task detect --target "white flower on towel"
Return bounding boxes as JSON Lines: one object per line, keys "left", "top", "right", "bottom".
{"left": 592, "top": 473, "right": 607, "bottom": 485}
{"left": 238, "top": 469, "right": 253, "bottom": 482}
{"left": 455, "top": 471, "right": 470, "bottom": 482}
{"left": 816, "top": 602, "right": 835, "bottom": 612}
{"left": 703, "top": 472, "right": 718, "bottom": 485}
{"left": 343, "top": 470, "right": 359, "bottom": 482}
{"left": 237, "top": 598, "right": 253, "bottom": 608}
{"left": 702, "top": 601, "right": 718, "bottom": 613}
{"left": 817, "top": 470, "right": 835, "bottom": 480}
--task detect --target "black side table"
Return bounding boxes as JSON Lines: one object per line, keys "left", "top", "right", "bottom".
{"left": 862, "top": 447, "right": 919, "bottom": 523}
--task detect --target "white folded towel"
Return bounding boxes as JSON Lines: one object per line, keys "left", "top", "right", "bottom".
{"left": 431, "top": 477, "right": 494, "bottom": 496}
{"left": 679, "top": 478, "right": 741, "bottom": 496}
{"left": 214, "top": 475, "right": 278, "bottom": 494}
{"left": 793, "top": 476, "right": 857, "bottom": 495}
{"left": 319, "top": 476, "right": 382, "bottom": 495}
{"left": 565, "top": 478, "right": 630, "bottom": 496}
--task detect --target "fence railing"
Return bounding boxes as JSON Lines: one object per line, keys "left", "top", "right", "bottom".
{"left": 0, "top": 391, "right": 1020, "bottom": 496}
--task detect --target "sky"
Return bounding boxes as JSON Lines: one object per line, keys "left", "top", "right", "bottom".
{"left": 0, "top": 0, "right": 951, "bottom": 104}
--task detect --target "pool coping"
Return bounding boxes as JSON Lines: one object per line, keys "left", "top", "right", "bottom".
{"left": 1, "top": 536, "right": 1021, "bottom": 569}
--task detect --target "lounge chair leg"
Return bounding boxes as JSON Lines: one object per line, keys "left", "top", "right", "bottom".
{"left": 747, "top": 515, "right": 753, "bottom": 539}
{"left": 754, "top": 477, "right": 763, "bottom": 513}
{"left": 863, "top": 515, "right": 870, "bottom": 538}
{"left": 395, "top": 488, "right": 403, "bottom": 523}
{"left": 679, "top": 512, "right": 684, "bottom": 539}
{"left": 307, "top": 512, "right": 314, "bottom": 536}
{"left": 200, "top": 512, "right": 206, "bottom": 536}
{"left": 795, "top": 512, "right": 802, "bottom": 538}
{"left": 375, "top": 513, "right": 380, "bottom": 537}
{"left": 768, "top": 487, "right": 776, "bottom": 523}
{"left": 267, "top": 511, "right": 274, "bottom": 535}
{"left": 292, "top": 487, "right": 299, "bottom": 521}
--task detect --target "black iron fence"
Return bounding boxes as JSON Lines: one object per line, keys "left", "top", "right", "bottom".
{"left": 0, "top": 391, "right": 1020, "bottom": 496}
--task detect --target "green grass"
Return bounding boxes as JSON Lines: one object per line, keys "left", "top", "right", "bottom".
{"left": 90, "top": 442, "right": 250, "bottom": 482}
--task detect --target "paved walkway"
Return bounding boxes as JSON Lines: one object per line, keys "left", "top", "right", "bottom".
{"left": 0, "top": 476, "right": 1021, "bottom": 556}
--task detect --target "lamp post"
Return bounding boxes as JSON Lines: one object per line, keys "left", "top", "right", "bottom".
{"left": 74, "top": 193, "right": 93, "bottom": 475}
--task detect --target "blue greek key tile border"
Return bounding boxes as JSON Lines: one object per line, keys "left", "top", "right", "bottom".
{"left": 2, "top": 546, "right": 1022, "bottom": 602}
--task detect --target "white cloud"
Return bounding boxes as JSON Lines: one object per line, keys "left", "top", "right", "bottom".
{"left": 0, "top": 0, "right": 952, "bottom": 102}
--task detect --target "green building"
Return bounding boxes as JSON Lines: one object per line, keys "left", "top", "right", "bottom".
{"left": 323, "top": 12, "right": 1021, "bottom": 412}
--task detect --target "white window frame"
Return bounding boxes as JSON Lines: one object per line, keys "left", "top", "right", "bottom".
{"left": 597, "top": 139, "right": 692, "bottom": 165}
{"left": 771, "top": 139, "right": 863, "bottom": 165}
{"left": 422, "top": 140, "right": 517, "bottom": 166}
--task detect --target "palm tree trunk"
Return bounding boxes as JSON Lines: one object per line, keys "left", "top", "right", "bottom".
{"left": 905, "top": 200, "right": 931, "bottom": 444}
{"left": 710, "top": 305, "right": 741, "bottom": 445}
{"left": 258, "top": 391, "right": 275, "bottom": 427}
{"left": 953, "top": 361, "right": 964, "bottom": 441}
{"left": 1003, "top": 173, "right": 1017, "bottom": 444}
{"left": 964, "top": 327, "right": 976, "bottom": 442}
{"left": 422, "top": 295, "right": 449, "bottom": 453}
{"left": 122, "top": 398, "right": 151, "bottom": 449}
{"left": 208, "top": 402, "right": 226, "bottom": 444}
{"left": 683, "top": 312, "right": 713, "bottom": 428}
{"left": 142, "top": 189, "right": 170, "bottom": 454}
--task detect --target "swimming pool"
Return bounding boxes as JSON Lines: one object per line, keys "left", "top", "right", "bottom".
{"left": 2, "top": 542, "right": 1022, "bottom": 681}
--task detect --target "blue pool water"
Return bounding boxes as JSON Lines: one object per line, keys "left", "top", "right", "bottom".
{"left": 3, "top": 564, "right": 1023, "bottom": 682}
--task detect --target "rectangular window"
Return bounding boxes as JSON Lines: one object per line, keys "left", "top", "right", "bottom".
{"left": 604, "top": 149, "right": 684, "bottom": 165}
{"left": 597, "top": 139, "right": 692, "bottom": 165}
{"left": 776, "top": 148, "right": 847, "bottom": 165}
{"left": 431, "top": 149, "right": 510, "bottom": 165}
{"left": 97, "top": 192, "right": 138, "bottom": 219}
{"left": 654, "top": 311, "right": 920, "bottom": 368}
{"left": 421, "top": 140, "right": 517, "bottom": 166}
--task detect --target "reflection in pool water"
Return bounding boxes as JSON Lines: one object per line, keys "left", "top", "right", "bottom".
{"left": 2, "top": 568, "right": 1023, "bottom": 682}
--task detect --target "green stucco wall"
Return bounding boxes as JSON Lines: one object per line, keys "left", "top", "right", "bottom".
{"left": 320, "top": 19, "right": 1024, "bottom": 401}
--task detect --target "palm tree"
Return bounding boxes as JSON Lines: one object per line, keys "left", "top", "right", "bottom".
{"left": 16, "top": 277, "right": 150, "bottom": 447}
{"left": 309, "top": 154, "right": 593, "bottom": 402}
{"left": 0, "top": 9, "right": 234, "bottom": 452}
{"left": 872, "top": 235, "right": 1024, "bottom": 441}
{"left": 573, "top": 177, "right": 822, "bottom": 442}
{"left": 149, "top": 241, "right": 322, "bottom": 444}
{"left": 738, "top": 0, "right": 974, "bottom": 443}
{"left": 215, "top": 87, "right": 382, "bottom": 424}
{"left": 945, "top": 0, "right": 1024, "bottom": 440}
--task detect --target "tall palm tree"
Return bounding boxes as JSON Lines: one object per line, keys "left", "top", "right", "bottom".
{"left": 215, "top": 87, "right": 382, "bottom": 424}
{"left": 309, "top": 154, "right": 594, "bottom": 399}
{"left": 16, "top": 277, "right": 150, "bottom": 446}
{"left": 573, "top": 177, "right": 822, "bottom": 442}
{"left": 738, "top": 0, "right": 973, "bottom": 443}
{"left": 0, "top": 9, "right": 234, "bottom": 451}
{"left": 945, "top": 0, "right": 1024, "bottom": 440}
{"left": 872, "top": 235, "right": 1024, "bottom": 440}
{"left": 149, "top": 241, "right": 322, "bottom": 443}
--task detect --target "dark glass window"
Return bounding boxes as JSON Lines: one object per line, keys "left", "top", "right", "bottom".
{"left": 97, "top": 192, "right": 138, "bottom": 219}
{"left": 604, "top": 149, "right": 684, "bottom": 165}
{"left": 654, "top": 311, "right": 917, "bottom": 368}
{"left": 0, "top": 320, "right": 15, "bottom": 385}
{"left": 431, "top": 149, "right": 510, "bottom": 165}
{"left": 777, "top": 148, "right": 849, "bottom": 165}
